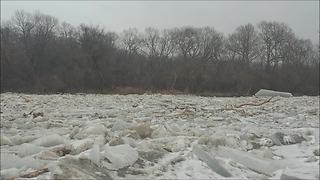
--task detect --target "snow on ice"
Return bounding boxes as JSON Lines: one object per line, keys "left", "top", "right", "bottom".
{"left": 0, "top": 93, "right": 319, "bottom": 179}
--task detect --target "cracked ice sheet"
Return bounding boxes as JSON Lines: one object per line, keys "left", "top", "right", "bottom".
{"left": 1, "top": 93, "right": 319, "bottom": 179}
{"left": 158, "top": 151, "right": 265, "bottom": 179}
{"left": 270, "top": 143, "right": 319, "bottom": 179}
{"left": 159, "top": 158, "right": 226, "bottom": 179}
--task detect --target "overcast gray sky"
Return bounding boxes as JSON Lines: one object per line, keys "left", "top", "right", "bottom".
{"left": 1, "top": 1, "right": 319, "bottom": 43}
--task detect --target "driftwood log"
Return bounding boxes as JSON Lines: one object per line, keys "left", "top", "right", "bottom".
{"left": 235, "top": 97, "right": 273, "bottom": 108}
{"left": 10, "top": 168, "right": 49, "bottom": 180}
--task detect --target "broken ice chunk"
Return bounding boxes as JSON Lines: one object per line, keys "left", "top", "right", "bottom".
{"left": 280, "top": 167, "right": 319, "bottom": 180}
{"left": 151, "top": 127, "right": 171, "bottom": 138}
{"left": 52, "top": 157, "right": 112, "bottom": 180}
{"left": 69, "top": 126, "right": 80, "bottom": 139}
{"left": 75, "top": 124, "right": 107, "bottom": 139}
{"left": 217, "top": 146, "right": 288, "bottom": 176}
{"left": 255, "top": 89, "right": 293, "bottom": 97}
{"left": 131, "top": 123, "right": 153, "bottom": 139}
{"left": 109, "top": 136, "right": 125, "bottom": 146}
{"left": 10, "top": 135, "right": 39, "bottom": 145}
{"left": 101, "top": 144, "right": 138, "bottom": 170}
{"left": 111, "top": 120, "right": 130, "bottom": 132}
{"left": 0, "top": 135, "right": 12, "bottom": 146}
{"left": 192, "top": 145, "right": 232, "bottom": 177}
{"left": 1, "top": 153, "right": 43, "bottom": 169}
{"left": 36, "top": 150, "right": 59, "bottom": 160}
{"left": 0, "top": 168, "right": 20, "bottom": 179}
{"left": 18, "top": 143, "right": 45, "bottom": 157}
{"left": 270, "top": 132, "right": 285, "bottom": 146}
{"left": 89, "top": 144, "right": 100, "bottom": 166}
{"left": 66, "top": 138, "right": 94, "bottom": 155}
{"left": 32, "top": 134, "right": 65, "bottom": 147}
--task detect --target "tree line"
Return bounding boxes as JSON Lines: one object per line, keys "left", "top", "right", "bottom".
{"left": 1, "top": 10, "right": 319, "bottom": 95}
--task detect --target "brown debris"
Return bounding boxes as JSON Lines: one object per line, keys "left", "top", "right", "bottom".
{"left": 33, "top": 112, "right": 44, "bottom": 119}
{"left": 50, "top": 146, "right": 71, "bottom": 156}
{"left": 19, "top": 168, "right": 49, "bottom": 178}
{"left": 131, "top": 123, "right": 153, "bottom": 139}
{"left": 235, "top": 97, "right": 273, "bottom": 108}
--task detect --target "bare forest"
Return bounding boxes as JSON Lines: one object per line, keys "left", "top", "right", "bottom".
{"left": 1, "top": 10, "right": 319, "bottom": 95}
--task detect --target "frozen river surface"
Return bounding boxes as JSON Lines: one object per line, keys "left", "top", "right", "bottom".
{"left": 0, "top": 93, "right": 319, "bottom": 179}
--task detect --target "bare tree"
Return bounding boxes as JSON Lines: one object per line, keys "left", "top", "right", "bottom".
{"left": 33, "top": 11, "right": 58, "bottom": 40}
{"left": 171, "top": 27, "right": 224, "bottom": 60}
{"left": 58, "top": 22, "right": 77, "bottom": 39}
{"left": 200, "top": 27, "right": 224, "bottom": 61}
{"left": 172, "top": 27, "right": 202, "bottom": 58}
{"left": 12, "top": 10, "right": 35, "bottom": 49}
{"left": 158, "top": 29, "right": 176, "bottom": 58}
{"left": 281, "top": 38, "right": 314, "bottom": 66}
{"left": 142, "top": 27, "right": 160, "bottom": 57}
{"left": 1, "top": 21, "right": 17, "bottom": 78}
{"left": 120, "top": 28, "right": 142, "bottom": 55}
{"left": 1, "top": 10, "right": 318, "bottom": 95}
{"left": 78, "top": 24, "right": 117, "bottom": 87}
{"left": 258, "top": 21, "right": 294, "bottom": 71}
{"left": 226, "top": 23, "right": 260, "bottom": 63}
{"left": 142, "top": 28, "right": 176, "bottom": 58}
